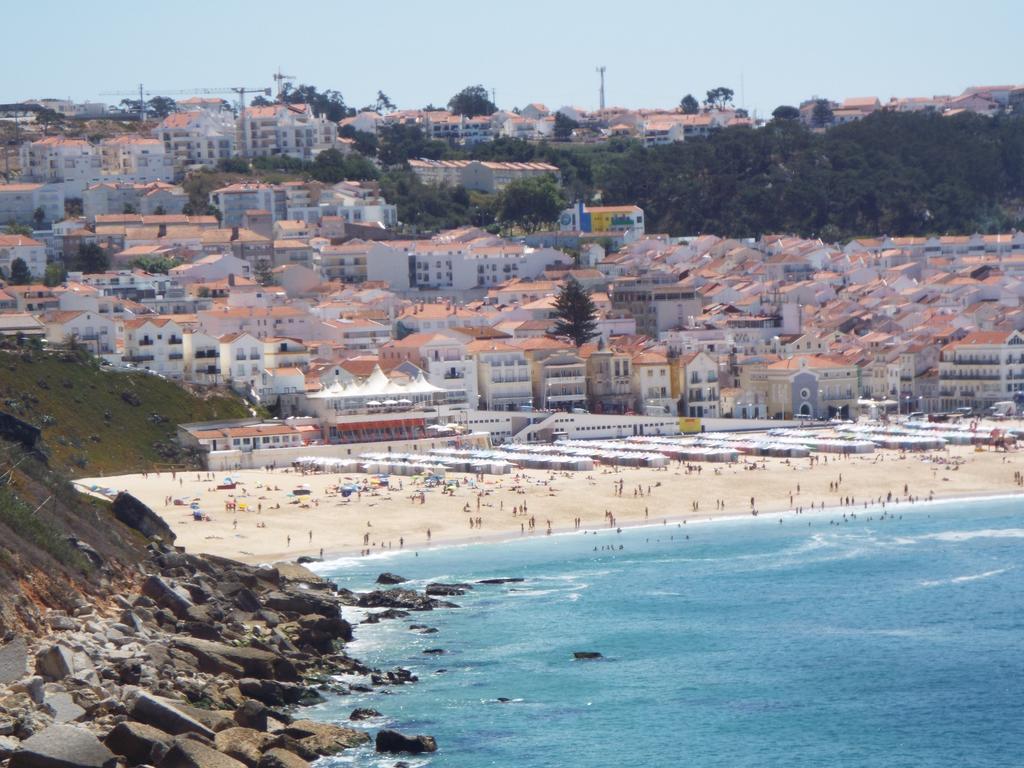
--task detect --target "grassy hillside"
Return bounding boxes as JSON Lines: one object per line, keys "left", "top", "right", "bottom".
{"left": 0, "top": 347, "right": 251, "bottom": 476}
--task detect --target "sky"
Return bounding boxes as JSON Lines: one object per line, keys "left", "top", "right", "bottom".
{"left": 2, "top": 0, "right": 1020, "bottom": 119}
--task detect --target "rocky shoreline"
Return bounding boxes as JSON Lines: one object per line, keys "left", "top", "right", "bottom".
{"left": 0, "top": 494, "right": 451, "bottom": 767}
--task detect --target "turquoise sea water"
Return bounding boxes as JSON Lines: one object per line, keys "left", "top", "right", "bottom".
{"left": 312, "top": 498, "right": 1024, "bottom": 767}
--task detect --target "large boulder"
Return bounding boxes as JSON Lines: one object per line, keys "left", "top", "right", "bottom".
{"left": 214, "top": 728, "right": 273, "bottom": 768}
{"left": 262, "top": 591, "right": 339, "bottom": 619}
{"left": 44, "top": 692, "right": 85, "bottom": 724}
{"left": 112, "top": 492, "right": 176, "bottom": 542}
{"left": 276, "top": 720, "right": 369, "bottom": 756}
{"left": 171, "top": 637, "right": 296, "bottom": 682}
{"left": 375, "top": 729, "right": 438, "bottom": 755}
{"left": 357, "top": 589, "right": 447, "bottom": 611}
{"left": 425, "top": 583, "right": 472, "bottom": 597}
{"left": 237, "top": 679, "right": 315, "bottom": 708}
{"left": 0, "top": 637, "right": 28, "bottom": 684}
{"left": 295, "top": 614, "right": 352, "bottom": 652}
{"left": 157, "top": 739, "right": 246, "bottom": 768}
{"left": 104, "top": 721, "right": 173, "bottom": 765}
{"left": 375, "top": 573, "right": 407, "bottom": 585}
{"left": 10, "top": 724, "right": 117, "bottom": 768}
{"left": 233, "top": 700, "right": 268, "bottom": 732}
{"left": 141, "top": 576, "right": 194, "bottom": 619}
{"left": 256, "top": 749, "right": 309, "bottom": 768}
{"left": 129, "top": 693, "right": 215, "bottom": 740}
{"left": 34, "top": 645, "right": 76, "bottom": 681}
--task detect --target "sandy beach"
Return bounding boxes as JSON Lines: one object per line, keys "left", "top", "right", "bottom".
{"left": 75, "top": 430, "right": 1024, "bottom": 564}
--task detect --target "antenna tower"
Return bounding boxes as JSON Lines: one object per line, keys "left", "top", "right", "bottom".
{"left": 596, "top": 66, "right": 606, "bottom": 110}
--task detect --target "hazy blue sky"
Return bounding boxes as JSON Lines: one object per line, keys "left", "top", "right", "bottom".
{"left": 3, "top": 0, "right": 1019, "bottom": 118}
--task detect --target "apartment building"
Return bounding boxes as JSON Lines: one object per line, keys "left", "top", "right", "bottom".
{"left": 754, "top": 355, "right": 860, "bottom": 420}
{"left": 379, "top": 332, "right": 479, "bottom": 406}
{"left": 586, "top": 342, "right": 634, "bottom": 414}
{"left": 559, "top": 203, "right": 645, "bottom": 236}
{"left": 18, "top": 137, "right": 101, "bottom": 196}
{"left": 938, "top": 330, "right": 1024, "bottom": 411}
{"left": 631, "top": 350, "right": 674, "bottom": 415}
{"left": 210, "top": 183, "right": 287, "bottom": 227}
{"left": 155, "top": 110, "right": 236, "bottom": 171}
{"left": 42, "top": 310, "right": 119, "bottom": 356}
{"left": 0, "top": 183, "right": 64, "bottom": 227}
{"left": 240, "top": 103, "right": 337, "bottom": 161}
{"left": 674, "top": 351, "right": 720, "bottom": 417}
{"left": 0, "top": 234, "right": 48, "bottom": 279}
{"left": 123, "top": 317, "right": 191, "bottom": 377}
{"left": 468, "top": 340, "right": 533, "bottom": 411}
{"left": 611, "top": 277, "right": 702, "bottom": 336}
{"left": 98, "top": 136, "right": 174, "bottom": 185}
{"left": 83, "top": 181, "right": 187, "bottom": 220}
{"left": 408, "top": 159, "right": 560, "bottom": 193}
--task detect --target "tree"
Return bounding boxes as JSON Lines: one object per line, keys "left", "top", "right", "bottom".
{"left": 281, "top": 84, "right": 352, "bottom": 122}
{"left": 551, "top": 280, "right": 599, "bottom": 347}
{"left": 64, "top": 198, "right": 83, "bottom": 218}
{"left": 147, "top": 96, "right": 178, "bottom": 118}
{"left": 5, "top": 222, "right": 32, "bottom": 236}
{"left": 153, "top": 205, "right": 166, "bottom": 215}
{"left": 811, "top": 99, "right": 834, "bottom": 128}
{"left": 253, "top": 257, "right": 274, "bottom": 286}
{"left": 497, "top": 176, "right": 565, "bottom": 233}
{"left": 250, "top": 95, "right": 274, "bottom": 108}
{"left": 339, "top": 125, "right": 379, "bottom": 157}
{"left": 34, "top": 108, "right": 64, "bottom": 135}
{"left": 7, "top": 257, "right": 31, "bottom": 285}
{"left": 772, "top": 105, "right": 801, "bottom": 121}
{"left": 553, "top": 112, "right": 579, "bottom": 141}
{"left": 704, "top": 87, "right": 735, "bottom": 111}
{"left": 375, "top": 91, "right": 396, "bottom": 113}
{"left": 72, "top": 243, "right": 110, "bottom": 274}
{"left": 447, "top": 85, "right": 497, "bottom": 118}
{"left": 32, "top": 207, "right": 46, "bottom": 229}
{"left": 43, "top": 261, "right": 67, "bottom": 287}
{"left": 680, "top": 94, "right": 700, "bottom": 115}
{"left": 122, "top": 203, "right": 137, "bottom": 214}
{"left": 309, "top": 148, "right": 379, "bottom": 183}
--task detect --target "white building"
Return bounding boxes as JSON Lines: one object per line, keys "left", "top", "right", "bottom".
{"left": 240, "top": 103, "right": 337, "bottom": 161}
{"left": 0, "top": 183, "right": 64, "bottom": 227}
{"left": 123, "top": 317, "right": 190, "bottom": 377}
{"left": 19, "top": 137, "right": 101, "bottom": 197}
{"left": 0, "top": 234, "right": 48, "bottom": 279}
{"left": 98, "top": 136, "right": 175, "bottom": 185}
{"left": 155, "top": 110, "right": 237, "bottom": 171}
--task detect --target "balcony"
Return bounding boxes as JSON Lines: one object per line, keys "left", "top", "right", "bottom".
{"left": 168, "top": 337, "right": 182, "bottom": 345}
{"left": 169, "top": 353, "right": 183, "bottom": 360}
{"left": 126, "top": 354, "right": 154, "bottom": 363}
{"left": 138, "top": 339, "right": 154, "bottom": 347}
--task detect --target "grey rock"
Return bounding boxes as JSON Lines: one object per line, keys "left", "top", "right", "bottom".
{"left": 9, "top": 724, "right": 117, "bottom": 768}
{"left": 129, "top": 693, "right": 215, "bottom": 740}
{"left": 45, "top": 692, "right": 86, "bottom": 724}
{"left": 104, "top": 721, "right": 173, "bottom": 765}
{"left": 349, "top": 708, "right": 380, "bottom": 721}
{"left": 0, "top": 637, "right": 28, "bottom": 684}
{"left": 374, "top": 729, "right": 438, "bottom": 755}
{"left": 157, "top": 739, "right": 246, "bottom": 768}
{"left": 233, "top": 700, "right": 268, "bottom": 732}
{"left": 141, "top": 577, "right": 194, "bottom": 620}
{"left": 35, "top": 645, "right": 75, "bottom": 681}
{"left": 375, "top": 572, "right": 408, "bottom": 585}
{"left": 10, "top": 675, "right": 44, "bottom": 705}
{"left": 255, "top": 748, "right": 309, "bottom": 768}
{"left": 112, "top": 493, "right": 176, "bottom": 542}
{"left": 277, "top": 720, "right": 370, "bottom": 755}
{"left": 0, "top": 735, "right": 20, "bottom": 758}
{"left": 214, "top": 727, "right": 273, "bottom": 768}
{"left": 171, "top": 637, "right": 296, "bottom": 682}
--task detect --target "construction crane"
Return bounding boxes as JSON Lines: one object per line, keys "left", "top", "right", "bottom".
{"left": 272, "top": 68, "right": 295, "bottom": 101}
{"left": 99, "top": 84, "right": 272, "bottom": 122}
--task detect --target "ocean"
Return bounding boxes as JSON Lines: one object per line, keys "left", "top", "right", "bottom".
{"left": 311, "top": 497, "right": 1024, "bottom": 767}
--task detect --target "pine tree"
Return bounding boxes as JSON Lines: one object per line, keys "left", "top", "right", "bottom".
{"left": 254, "top": 257, "right": 274, "bottom": 286}
{"left": 8, "top": 257, "right": 31, "bottom": 285}
{"left": 551, "top": 281, "right": 599, "bottom": 347}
